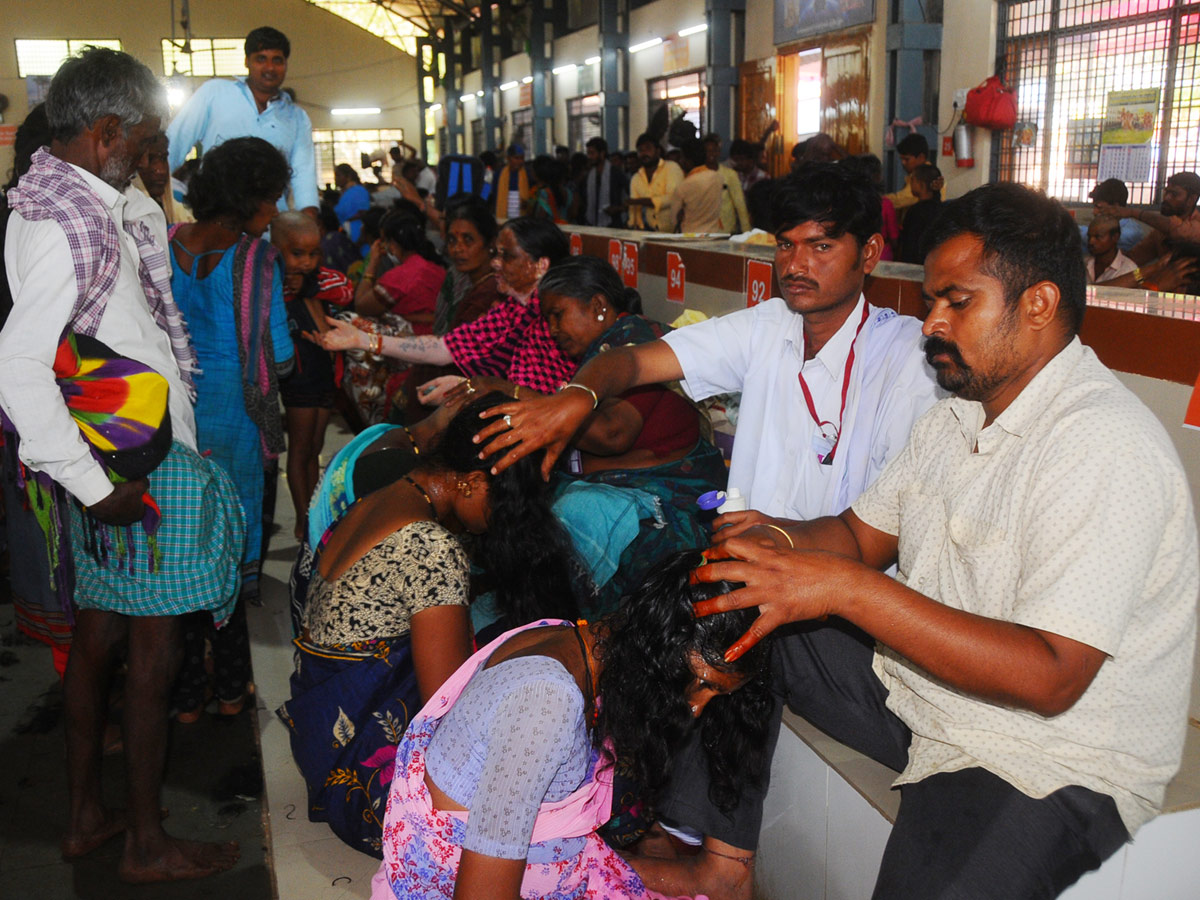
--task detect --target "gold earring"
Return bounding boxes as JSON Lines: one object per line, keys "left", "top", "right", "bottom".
{"left": 457, "top": 480, "right": 473, "bottom": 498}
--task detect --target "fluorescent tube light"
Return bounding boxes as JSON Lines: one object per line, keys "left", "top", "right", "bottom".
{"left": 330, "top": 107, "right": 380, "bottom": 115}
{"left": 499, "top": 80, "right": 519, "bottom": 91}
{"left": 679, "top": 24, "right": 708, "bottom": 37}
{"left": 552, "top": 63, "right": 577, "bottom": 75}
{"left": 629, "top": 37, "right": 663, "bottom": 53}
{"left": 585, "top": 56, "right": 601, "bottom": 65}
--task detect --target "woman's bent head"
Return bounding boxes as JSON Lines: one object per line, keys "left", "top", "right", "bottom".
{"left": 538, "top": 256, "right": 643, "bottom": 359}
{"left": 597, "top": 550, "right": 773, "bottom": 813}
{"left": 425, "top": 392, "right": 587, "bottom": 624}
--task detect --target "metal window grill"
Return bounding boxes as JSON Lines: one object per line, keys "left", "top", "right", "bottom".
{"left": 15, "top": 39, "right": 123, "bottom": 77}
{"left": 161, "top": 38, "right": 245, "bottom": 78}
{"left": 995, "top": 0, "right": 1200, "bottom": 205}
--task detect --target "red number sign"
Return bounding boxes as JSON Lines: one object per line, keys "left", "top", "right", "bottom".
{"left": 621, "top": 242, "right": 639, "bottom": 289}
{"left": 570, "top": 233, "right": 583, "bottom": 256}
{"left": 746, "top": 258, "right": 773, "bottom": 307}
{"left": 666, "top": 251, "right": 686, "bottom": 304}
{"left": 608, "top": 239, "right": 622, "bottom": 271}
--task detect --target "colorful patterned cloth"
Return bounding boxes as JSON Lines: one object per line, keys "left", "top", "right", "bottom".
{"left": 53, "top": 333, "right": 172, "bottom": 481}
{"left": 442, "top": 293, "right": 576, "bottom": 394}
{"left": 7, "top": 148, "right": 198, "bottom": 397}
{"left": 277, "top": 634, "right": 419, "bottom": 858}
{"left": 68, "top": 441, "right": 244, "bottom": 623}
{"left": 373, "top": 620, "right": 704, "bottom": 900}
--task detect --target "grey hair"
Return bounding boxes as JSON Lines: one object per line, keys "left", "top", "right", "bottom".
{"left": 45, "top": 46, "right": 168, "bottom": 143}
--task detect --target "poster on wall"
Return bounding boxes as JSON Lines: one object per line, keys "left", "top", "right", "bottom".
{"left": 1101, "top": 88, "right": 1160, "bottom": 146}
{"left": 775, "top": 0, "right": 875, "bottom": 44}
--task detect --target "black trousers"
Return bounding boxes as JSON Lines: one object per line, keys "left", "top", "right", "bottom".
{"left": 657, "top": 620, "right": 1129, "bottom": 899}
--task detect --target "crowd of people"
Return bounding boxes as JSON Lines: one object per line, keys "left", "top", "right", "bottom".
{"left": 0, "top": 26, "right": 1197, "bottom": 900}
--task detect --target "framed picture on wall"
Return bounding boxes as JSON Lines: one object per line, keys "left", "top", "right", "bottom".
{"left": 775, "top": 0, "right": 876, "bottom": 44}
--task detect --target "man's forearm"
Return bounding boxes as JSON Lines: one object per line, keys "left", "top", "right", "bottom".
{"left": 571, "top": 341, "right": 683, "bottom": 403}
{"left": 834, "top": 571, "right": 1103, "bottom": 716}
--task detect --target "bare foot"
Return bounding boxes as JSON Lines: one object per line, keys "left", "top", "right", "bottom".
{"left": 61, "top": 807, "right": 126, "bottom": 859}
{"left": 118, "top": 836, "right": 240, "bottom": 884}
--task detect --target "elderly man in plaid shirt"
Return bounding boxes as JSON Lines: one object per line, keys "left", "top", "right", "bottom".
{"left": 0, "top": 48, "right": 244, "bottom": 883}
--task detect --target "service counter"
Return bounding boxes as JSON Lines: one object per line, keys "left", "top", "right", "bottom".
{"left": 564, "top": 224, "right": 1200, "bottom": 900}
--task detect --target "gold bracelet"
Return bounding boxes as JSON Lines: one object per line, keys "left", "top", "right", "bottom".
{"left": 513, "top": 384, "right": 521, "bottom": 400}
{"left": 762, "top": 523, "right": 795, "bottom": 549}
{"left": 561, "top": 382, "right": 599, "bottom": 409}
{"left": 362, "top": 272, "right": 377, "bottom": 282}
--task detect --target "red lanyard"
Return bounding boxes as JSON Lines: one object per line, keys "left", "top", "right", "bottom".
{"left": 797, "top": 301, "right": 870, "bottom": 464}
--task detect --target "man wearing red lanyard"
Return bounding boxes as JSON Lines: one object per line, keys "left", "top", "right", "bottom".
{"left": 476, "top": 163, "right": 940, "bottom": 898}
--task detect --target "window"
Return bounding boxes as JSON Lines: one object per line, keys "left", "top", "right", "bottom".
{"left": 161, "top": 38, "right": 246, "bottom": 78}
{"left": 511, "top": 107, "right": 533, "bottom": 150}
{"left": 15, "top": 39, "right": 122, "bottom": 77}
{"left": 567, "top": 94, "right": 603, "bottom": 151}
{"left": 312, "top": 129, "right": 406, "bottom": 191}
{"left": 648, "top": 72, "right": 705, "bottom": 143}
{"left": 996, "top": 0, "right": 1200, "bottom": 204}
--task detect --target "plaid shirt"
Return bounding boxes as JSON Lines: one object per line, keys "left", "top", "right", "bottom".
{"left": 442, "top": 293, "right": 576, "bottom": 393}
{"left": 7, "top": 149, "right": 198, "bottom": 398}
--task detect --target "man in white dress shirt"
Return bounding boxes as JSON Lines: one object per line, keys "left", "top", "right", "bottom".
{"left": 0, "top": 48, "right": 243, "bottom": 883}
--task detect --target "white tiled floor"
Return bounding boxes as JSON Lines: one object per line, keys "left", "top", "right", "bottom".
{"left": 248, "top": 424, "right": 381, "bottom": 899}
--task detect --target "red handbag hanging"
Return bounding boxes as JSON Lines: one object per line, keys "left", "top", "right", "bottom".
{"left": 963, "top": 76, "right": 1019, "bottom": 131}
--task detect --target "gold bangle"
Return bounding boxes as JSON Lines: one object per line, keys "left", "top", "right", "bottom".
{"left": 762, "top": 523, "right": 795, "bottom": 549}
{"left": 362, "top": 273, "right": 377, "bottom": 282}
{"left": 513, "top": 384, "right": 521, "bottom": 400}
{"left": 561, "top": 382, "right": 599, "bottom": 409}
{"left": 1132, "top": 267, "right": 1145, "bottom": 285}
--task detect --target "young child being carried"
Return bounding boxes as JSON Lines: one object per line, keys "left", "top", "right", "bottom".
{"left": 272, "top": 211, "right": 354, "bottom": 539}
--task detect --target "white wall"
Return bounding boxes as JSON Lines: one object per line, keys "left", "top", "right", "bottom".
{"left": 0, "top": 0, "right": 419, "bottom": 179}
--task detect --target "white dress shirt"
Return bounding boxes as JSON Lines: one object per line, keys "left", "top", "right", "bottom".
{"left": 1086, "top": 248, "right": 1138, "bottom": 283}
{"left": 853, "top": 338, "right": 1198, "bottom": 834}
{"left": 663, "top": 295, "right": 941, "bottom": 519}
{"left": 0, "top": 164, "right": 197, "bottom": 506}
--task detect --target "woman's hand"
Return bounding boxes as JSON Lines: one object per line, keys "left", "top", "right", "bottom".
{"left": 417, "top": 375, "right": 467, "bottom": 406}
{"left": 441, "top": 376, "right": 518, "bottom": 408}
{"left": 311, "top": 315, "right": 368, "bottom": 352}
{"left": 473, "top": 389, "right": 597, "bottom": 479}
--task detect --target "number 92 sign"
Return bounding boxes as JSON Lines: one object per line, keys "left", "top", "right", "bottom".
{"left": 745, "top": 259, "right": 773, "bottom": 308}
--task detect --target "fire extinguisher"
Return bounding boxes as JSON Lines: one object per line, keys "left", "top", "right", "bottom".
{"left": 954, "top": 123, "right": 975, "bottom": 168}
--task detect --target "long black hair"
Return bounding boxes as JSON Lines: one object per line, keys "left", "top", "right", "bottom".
{"left": 538, "top": 255, "right": 643, "bottom": 315}
{"left": 595, "top": 550, "right": 774, "bottom": 813}
{"left": 422, "top": 392, "right": 586, "bottom": 624}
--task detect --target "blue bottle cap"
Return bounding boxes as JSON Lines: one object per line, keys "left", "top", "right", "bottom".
{"left": 696, "top": 490, "right": 726, "bottom": 511}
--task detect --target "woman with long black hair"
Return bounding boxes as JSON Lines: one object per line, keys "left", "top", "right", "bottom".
{"left": 371, "top": 550, "right": 774, "bottom": 900}
{"left": 279, "top": 392, "right": 584, "bottom": 856}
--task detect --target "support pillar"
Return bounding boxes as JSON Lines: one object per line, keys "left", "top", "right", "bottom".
{"left": 885, "top": 0, "right": 942, "bottom": 189}
{"left": 706, "top": 0, "right": 745, "bottom": 152}
{"left": 530, "top": 0, "right": 553, "bottom": 155}
{"left": 598, "top": 0, "right": 628, "bottom": 151}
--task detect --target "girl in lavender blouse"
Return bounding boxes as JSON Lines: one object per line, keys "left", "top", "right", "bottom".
{"left": 372, "top": 551, "right": 774, "bottom": 900}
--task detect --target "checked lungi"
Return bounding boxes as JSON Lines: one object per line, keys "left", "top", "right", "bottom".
{"left": 69, "top": 441, "right": 245, "bottom": 625}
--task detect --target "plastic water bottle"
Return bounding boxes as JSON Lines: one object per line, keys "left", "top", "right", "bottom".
{"left": 716, "top": 487, "right": 747, "bottom": 515}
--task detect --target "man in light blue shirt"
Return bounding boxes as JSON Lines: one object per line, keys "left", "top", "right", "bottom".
{"left": 167, "top": 26, "right": 317, "bottom": 214}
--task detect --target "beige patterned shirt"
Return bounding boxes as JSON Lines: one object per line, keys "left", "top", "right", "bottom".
{"left": 853, "top": 338, "right": 1198, "bottom": 833}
